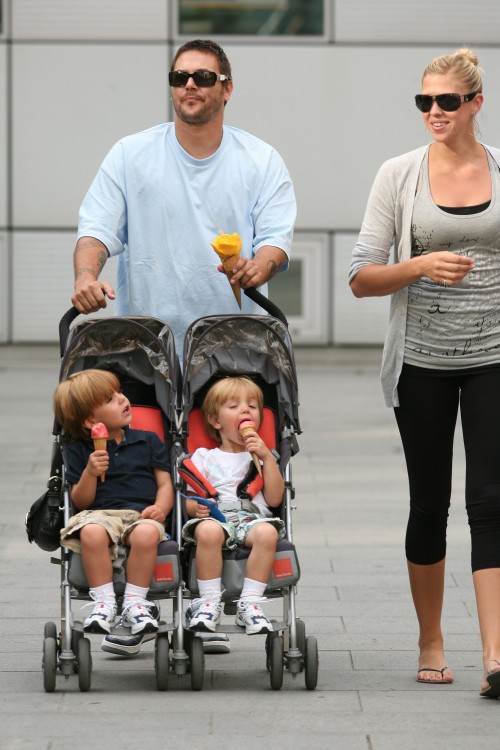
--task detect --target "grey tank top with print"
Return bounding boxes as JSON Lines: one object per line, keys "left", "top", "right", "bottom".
{"left": 405, "top": 150, "right": 500, "bottom": 368}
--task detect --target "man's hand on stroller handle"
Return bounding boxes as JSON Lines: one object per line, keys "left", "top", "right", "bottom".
{"left": 72, "top": 237, "right": 115, "bottom": 313}
{"left": 72, "top": 278, "right": 116, "bottom": 314}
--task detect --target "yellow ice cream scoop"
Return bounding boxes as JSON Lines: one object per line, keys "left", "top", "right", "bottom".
{"left": 210, "top": 232, "right": 242, "bottom": 308}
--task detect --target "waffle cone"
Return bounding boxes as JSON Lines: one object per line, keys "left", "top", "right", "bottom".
{"left": 220, "top": 255, "right": 241, "bottom": 307}
{"left": 239, "top": 423, "right": 262, "bottom": 475}
{"left": 211, "top": 233, "right": 242, "bottom": 308}
{"left": 93, "top": 438, "right": 107, "bottom": 482}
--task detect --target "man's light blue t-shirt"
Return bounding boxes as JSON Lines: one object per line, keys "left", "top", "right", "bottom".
{"left": 78, "top": 123, "right": 296, "bottom": 354}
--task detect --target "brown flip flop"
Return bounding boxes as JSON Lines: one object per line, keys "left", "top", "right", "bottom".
{"left": 417, "top": 666, "right": 452, "bottom": 684}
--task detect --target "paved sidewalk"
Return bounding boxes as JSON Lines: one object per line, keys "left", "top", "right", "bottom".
{"left": 0, "top": 343, "right": 498, "bottom": 750}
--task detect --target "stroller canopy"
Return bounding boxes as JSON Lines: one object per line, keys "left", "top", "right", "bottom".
{"left": 59, "top": 316, "right": 179, "bottom": 423}
{"left": 181, "top": 314, "right": 300, "bottom": 435}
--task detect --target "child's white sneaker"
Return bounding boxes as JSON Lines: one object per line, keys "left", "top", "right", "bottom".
{"left": 235, "top": 600, "right": 273, "bottom": 635}
{"left": 185, "top": 597, "right": 223, "bottom": 632}
{"left": 83, "top": 599, "right": 117, "bottom": 634}
{"left": 121, "top": 600, "right": 159, "bottom": 635}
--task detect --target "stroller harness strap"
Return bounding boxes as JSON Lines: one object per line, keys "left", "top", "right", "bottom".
{"left": 178, "top": 456, "right": 264, "bottom": 514}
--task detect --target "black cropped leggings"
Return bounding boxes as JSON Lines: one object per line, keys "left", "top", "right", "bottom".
{"left": 394, "top": 363, "right": 500, "bottom": 572}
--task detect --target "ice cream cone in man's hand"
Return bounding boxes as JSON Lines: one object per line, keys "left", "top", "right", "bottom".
{"left": 210, "top": 232, "right": 242, "bottom": 308}
{"left": 239, "top": 420, "right": 262, "bottom": 476}
{"left": 91, "top": 422, "right": 108, "bottom": 481}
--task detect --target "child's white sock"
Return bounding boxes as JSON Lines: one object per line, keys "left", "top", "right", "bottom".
{"left": 90, "top": 582, "right": 116, "bottom": 605}
{"left": 239, "top": 578, "right": 266, "bottom": 602}
{"left": 124, "top": 583, "right": 149, "bottom": 607}
{"left": 198, "top": 577, "right": 222, "bottom": 601}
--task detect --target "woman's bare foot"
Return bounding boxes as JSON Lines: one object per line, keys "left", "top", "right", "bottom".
{"left": 480, "top": 659, "right": 500, "bottom": 696}
{"left": 417, "top": 645, "right": 454, "bottom": 683}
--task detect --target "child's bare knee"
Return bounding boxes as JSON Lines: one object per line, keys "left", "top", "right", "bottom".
{"left": 128, "top": 522, "right": 159, "bottom": 549}
{"left": 251, "top": 523, "right": 278, "bottom": 546}
{"left": 80, "top": 523, "right": 109, "bottom": 549}
{"left": 195, "top": 520, "right": 225, "bottom": 544}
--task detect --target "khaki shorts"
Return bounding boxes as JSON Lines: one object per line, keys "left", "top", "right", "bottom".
{"left": 60, "top": 508, "right": 167, "bottom": 560}
{"left": 182, "top": 512, "right": 285, "bottom": 550}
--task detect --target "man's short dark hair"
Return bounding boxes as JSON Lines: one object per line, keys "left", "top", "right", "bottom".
{"left": 171, "top": 39, "right": 232, "bottom": 81}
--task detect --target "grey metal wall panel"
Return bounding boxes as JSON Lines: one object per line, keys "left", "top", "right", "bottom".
{"left": 0, "top": 233, "right": 8, "bottom": 342}
{"left": 12, "top": 44, "right": 169, "bottom": 227}
{"left": 335, "top": 0, "right": 500, "bottom": 43}
{"left": 11, "top": 0, "right": 169, "bottom": 40}
{"left": 12, "top": 231, "right": 117, "bottom": 342}
{"left": 224, "top": 44, "right": 500, "bottom": 231}
{"left": 0, "top": 44, "right": 7, "bottom": 229}
{"left": 333, "top": 233, "right": 389, "bottom": 345}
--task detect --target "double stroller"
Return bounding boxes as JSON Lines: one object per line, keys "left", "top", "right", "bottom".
{"left": 37, "top": 292, "right": 318, "bottom": 692}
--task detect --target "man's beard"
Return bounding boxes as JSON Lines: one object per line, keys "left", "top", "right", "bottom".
{"left": 173, "top": 95, "right": 224, "bottom": 125}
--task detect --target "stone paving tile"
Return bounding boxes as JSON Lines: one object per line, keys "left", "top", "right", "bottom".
{"left": 1, "top": 344, "right": 497, "bottom": 750}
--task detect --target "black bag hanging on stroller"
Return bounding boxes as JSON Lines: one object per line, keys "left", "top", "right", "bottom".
{"left": 25, "top": 442, "right": 64, "bottom": 551}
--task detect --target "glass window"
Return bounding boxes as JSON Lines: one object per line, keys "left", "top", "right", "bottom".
{"left": 269, "top": 260, "right": 302, "bottom": 316}
{"left": 178, "top": 1, "right": 324, "bottom": 36}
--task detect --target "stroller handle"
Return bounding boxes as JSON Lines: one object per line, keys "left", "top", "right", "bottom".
{"left": 58, "top": 290, "right": 288, "bottom": 357}
{"left": 244, "top": 287, "right": 288, "bottom": 328}
{"left": 59, "top": 307, "right": 81, "bottom": 357}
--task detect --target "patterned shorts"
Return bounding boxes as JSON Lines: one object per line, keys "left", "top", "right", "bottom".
{"left": 182, "top": 511, "right": 285, "bottom": 550}
{"left": 60, "top": 508, "right": 167, "bottom": 560}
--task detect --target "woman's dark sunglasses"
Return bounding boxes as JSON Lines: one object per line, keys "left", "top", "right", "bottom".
{"left": 169, "top": 69, "right": 229, "bottom": 88}
{"left": 415, "top": 92, "right": 478, "bottom": 113}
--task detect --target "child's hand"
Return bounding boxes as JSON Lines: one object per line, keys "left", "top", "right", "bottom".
{"left": 141, "top": 505, "right": 166, "bottom": 524}
{"left": 243, "top": 432, "right": 271, "bottom": 461}
{"left": 195, "top": 501, "right": 212, "bottom": 518}
{"left": 88, "top": 450, "right": 109, "bottom": 479}
{"left": 185, "top": 496, "right": 211, "bottom": 519}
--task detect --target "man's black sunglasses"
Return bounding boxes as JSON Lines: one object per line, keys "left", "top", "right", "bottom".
{"left": 415, "top": 92, "right": 478, "bottom": 113}
{"left": 169, "top": 69, "right": 229, "bottom": 88}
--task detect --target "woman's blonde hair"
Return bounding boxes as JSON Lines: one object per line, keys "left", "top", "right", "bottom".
{"left": 54, "top": 369, "right": 120, "bottom": 441}
{"left": 422, "top": 47, "right": 483, "bottom": 93}
{"left": 202, "top": 377, "right": 264, "bottom": 443}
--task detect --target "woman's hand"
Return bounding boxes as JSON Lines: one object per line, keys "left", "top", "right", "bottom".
{"left": 418, "top": 251, "right": 474, "bottom": 287}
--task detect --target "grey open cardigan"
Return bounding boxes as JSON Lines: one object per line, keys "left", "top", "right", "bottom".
{"left": 349, "top": 143, "right": 500, "bottom": 407}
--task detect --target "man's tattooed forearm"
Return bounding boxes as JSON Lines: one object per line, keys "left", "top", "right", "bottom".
{"left": 96, "top": 250, "right": 107, "bottom": 274}
{"left": 267, "top": 260, "right": 279, "bottom": 279}
{"left": 75, "top": 267, "right": 97, "bottom": 279}
{"left": 74, "top": 239, "right": 108, "bottom": 278}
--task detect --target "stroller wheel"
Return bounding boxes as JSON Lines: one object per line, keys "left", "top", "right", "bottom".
{"left": 42, "top": 636, "right": 58, "bottom": 693}
{"left": 295, "top": 618, "right": 306, "bottom": 661}
{"left": 269, "top": 634, "right": 284, "bottom": 691}
{"left": 77, "top": 637, "right": 92, "bottom": 692}
{"left": 189, "top": 634, "right": 205, "bottom": 691}
{"left": 44, "top": 621, "right": 57, "bottom": 641}
{"left": 71, "top": 628, "right": 83, "bottom": 659}
{"left": 304, "top": 635, "right": 319, "bottom": 690}
{"left": 155, "top": 635, "right": 169, "bottom": 691}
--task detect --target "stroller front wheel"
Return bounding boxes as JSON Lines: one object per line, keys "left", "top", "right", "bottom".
{"left": 155, "top": 635, "right": 170, "bottom": 691}
{"left": 42, "top": 636, "right": 58, "bottom": 693}
{"left": 304, "top": 635, "right": 319, "bottom": 690}
{"left": 77, "top": 637, "right": 92, "bottom": 692}
{"left": 269, "top": 633, "right": 284, "bottom": 691}
{"left": 189, "top": 634, "right": 205, "bottom": 691}
{"left": 44, "top": 621, "right": 57, "bottom": 641}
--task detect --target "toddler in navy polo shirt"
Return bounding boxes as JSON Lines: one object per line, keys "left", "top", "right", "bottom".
{"left": 54, "top": 369, "right": 173, "bottom": 635}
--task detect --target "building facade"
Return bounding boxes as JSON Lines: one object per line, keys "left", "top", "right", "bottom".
{"left": 1, "top": 0, "right": 499, "bottom": 345}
